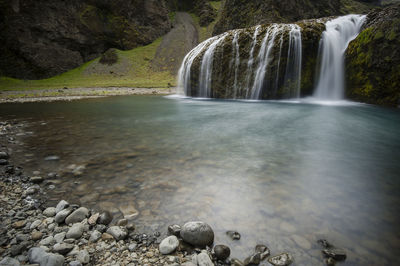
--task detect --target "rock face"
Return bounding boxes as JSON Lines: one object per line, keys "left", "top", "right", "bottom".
{"left": 0, "top": 0, "right": 171, "bottom": 79}
{"left": 213, "top": 0, "right": 379, "bottom": 35}
{"left": 180, "top": 221, "right": 214, "bottom": 247}
{"left": 346, "top": 3, "right": 400, "bottom": 106}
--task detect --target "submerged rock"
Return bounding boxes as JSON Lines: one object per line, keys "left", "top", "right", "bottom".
{"left": 226, "top": 231, "right": 241, "bottom": 240}
{"left": 244, "top": 253, "right": 261, "bottom": 265}
{"left": 180, "top": 221, "right": 214, "bottom": 247}
{"left": 322, "top": 248, "right": 347, "bottom": 261}
{"left": 267, "top": 253, "right": 294, "bottom": 266}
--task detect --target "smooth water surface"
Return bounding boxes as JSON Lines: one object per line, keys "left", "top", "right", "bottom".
{"left": 1, "top": 96, "right": 400, "bottom": 265}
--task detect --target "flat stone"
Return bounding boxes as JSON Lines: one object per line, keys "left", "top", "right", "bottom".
{"left": 180, "top": 221, "right": 214, "bottom": 248}
{"left": 41, "top": 253, "right": 65, "bottom": 266}
{"left": 55, "top": 200, "right": 69, "bottom": 213}
{"left": 87, "top": 213, "right": 99, "bottom": 225}
{"left": 30, "top": 220, "right": 42, "bottom": 230}
{"left": 45, "top": 155, "right": 60, "bottom": 161}
{"left": 101, "top": 233, "right": 114, "bottom": 241}
{"left": 89, "top": 230, "right": 102, "bottom": 243}
{"left": 214, "top": 245, "right": 231, "bottom": 260}
{"left": 30, "top": 176, "right": 43, "bottom": 183}
{"left": 77, "top": 250, "right": 90, "bottom": 264}
{"left": 322, "top": 248, "right": 347, "bottom": 261}
{"left": 66, "top": 223, "right": 84, "bottom": 239}
{"left": 54, "top": 232, "right": 66, "bottom": 243}
{"left": 267, "top": 253, "right": 294, "bottom": 266}
{"left": 65, "top": 207, "right": 89, "bottom": 225}
{"left": 39, "top": 236, "right": 55, "bottom": 246}
{"left": 13, "top": 220, "right": 26, "bottom": 229}
{"left": 31, "top": 231, "right": 43, "bottom": 241}
{"left": 106, "top": 226, "right": 128, "bottom": 241}
{"left": 0, "top": 256, "right": 20, "bottom": 266}
{"left": 53, "top": 243, "right": 74, "bottom": 255}
{"left": 55, "top": 208, "right": 72, "bottom": 224}
{"left": 159, "top": 235, "right": 179, "bottom": 255}
{"left": 43, "top": 207, "right": 57, "bottom": 217}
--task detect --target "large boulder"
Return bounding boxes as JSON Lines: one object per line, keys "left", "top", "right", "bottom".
{"left": 346, "top": 3, "right": 400, "bottom": 106}
{"left": 180, "top": 221, "right": 214, "bottom": 248}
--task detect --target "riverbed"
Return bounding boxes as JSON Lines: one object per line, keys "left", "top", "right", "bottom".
{"left": 1, "top": 95, "right": 399, "bottom": 265}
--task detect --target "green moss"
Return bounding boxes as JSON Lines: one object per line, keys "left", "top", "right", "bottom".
{"left": 387, "top": 29, "right": 397, "bottom": 41}
{"left": 374, "top": 30, "right": 384, "bottom": 40}
{"left": 0, "top": 38, "right": 175, "bottom": 91}
{"left": 168, "top": 12, "right": 176, "bottom": 23}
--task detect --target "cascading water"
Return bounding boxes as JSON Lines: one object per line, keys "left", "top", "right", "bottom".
{"left": 314, "top": 14, "right": 366, "bottom": 100}
{"left": 231, "top": 31, "right": 241, "bottom": 98}
{"left": 284, "top": 25, "right": 302, "bottom": 98}
{"left": 245, "top": 26, "right": 262, "bottom": 98}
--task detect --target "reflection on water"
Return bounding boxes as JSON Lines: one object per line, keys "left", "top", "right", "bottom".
{"left": 1, "top": 96, "right": 400, "bottom": 265}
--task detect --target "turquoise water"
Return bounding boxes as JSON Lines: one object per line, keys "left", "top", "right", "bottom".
{"left": 1, "top": 96, "right": 399, "bottom": 265}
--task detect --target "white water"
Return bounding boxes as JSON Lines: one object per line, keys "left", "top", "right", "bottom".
{"left": 245, "top": 26, "right": 262, "bottom": 97}
{"left": 231, "top": 32, "right": 241, "bottom": 98}
{"left": 250, "top": 25, "right": 280, "bottom": 99}
{"left": 284, "top": 24, "right": 303, "bottom": 98}
{"left": 274, "top": 30, "right": 285, "bottom": 96}
{"left": 199, "top": 34, "right": 228, "bottom": 97}
{"left": 314, "top": 14, "right": 366, "bottom": 100}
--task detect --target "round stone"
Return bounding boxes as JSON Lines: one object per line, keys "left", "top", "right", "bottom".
{"left": 98, "top": 211, "right": 113, "bottom": 225}
{"left": 159, "top": 236, "right": 179, "bottom": 255}
{"left": 180, "top": 221, "right": 214, "bottom": 248}
{"left": 214, "top": 245, "right": 231, "bottom": 260}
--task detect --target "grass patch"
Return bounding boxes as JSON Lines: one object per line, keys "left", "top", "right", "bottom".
{"left": 0, "top": 37, "right": 176, "bottom": 91}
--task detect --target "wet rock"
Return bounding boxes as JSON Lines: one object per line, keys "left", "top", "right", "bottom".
{"left": 66, "top": 223, "right": 84, "bottom": 239}
{"left": 107, "top": 226, "right": 128, "bottom": 241}
{"left": 53, "top": 243, "right": 74, "bottom": 255}
{"left": 98, "top": 211, "right": 113, "bottom": 225}
{"left": 226, "top": 231, "right": 241, "bottom": 240}
{"left": 322, "top": 248, "right": 347, "bottom": 261}
{"left": 43, "top": 207, "right": 57, "bottom": 217}
{"left": 30, "top": 176, "right": 43, "bottom": 183}
{"left": 244, "top": 253, "right": 261, "bottom": 265}
{"left": 77, "top": 250, "right": 90, "bottom": 264}
{"left": 180, "top": 221, "right": 214, "bottom": 248}
{"left": 159, "top": 235, "right": 179, "bottom": 255}
{"left": 89, "top": 230, "right": 102, "bottom": 243}
{"left": 65, "top": 207, "right": 89, "bottom": 225}
{"left": 55, "top": 208, "right": 72, "bottom": 224}
{"left": 0, "top": 159, "right": 8, "bottom": 165}
{"left": 317, "top": 239, "right": 333, "bottom": 248}
{"left": 88, "top": 213, "right": 99, "bottom": 225}
{"left": 0, "top": 256, "right": 20, "bottom": 266}
{"left": 0, "top": 151, "right": 9, "bottom": 159}
{"left": 255, "top": 244, "right": 270, "bottom": 260}
{"left": 267, "top": 253, "right": 294, "bottom": 266}
{"left": 55, "top": 200, "right": 69, "bottom": 213}
{"left": 168, "top": 224, "right": 181, "bottom": 237}
{"left": 325, "top": 257, "right": 336, "bottom": 266}
{"left": 214, "top": 245, "right": 231, "bottom": 260}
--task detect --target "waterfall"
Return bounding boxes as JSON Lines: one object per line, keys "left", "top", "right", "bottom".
{"left": 284, "top": 25, "right": 302, "bottom": 98}
{"left": 250, "top": 24, "right": 280, "bottom": 99}
{"left": 199, "top": 33, "right": 228, "bottom": 98}
{"left": 245, "top": 26, "right": 262, "bottom": 98}
{"left": 314, "top": 14, "right": 366, "bottom": 100}
{"left": 177, "top": 36, "right": 219, "bottom": 95}
{"left": 231, "top": 32, "right": 241, "bottom": 98}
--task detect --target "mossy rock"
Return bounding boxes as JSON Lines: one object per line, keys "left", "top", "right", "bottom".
{"left": 99, "top": 48, "right": 118, "bottom": 65}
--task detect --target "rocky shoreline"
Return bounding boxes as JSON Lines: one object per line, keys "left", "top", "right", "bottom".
{"left": 0, "top": 121, "right": 348, "bottom": 266}
{"left": 0, "top": 87, "right": 175, "bottom": 104}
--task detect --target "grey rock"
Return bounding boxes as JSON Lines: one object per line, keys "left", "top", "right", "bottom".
{"left": 244, "top": 253, "right": 261, "bottom": 265}
{"left": 66, "top": 223, "right": 84, "bottom": 239}
{"left": 230, "top": 258, "right": 244, "bottom": 266}
{"left": 196, "top": 252, "right": 214, "bottom": 266}
{"left": 0, "top": 257, "right": 20, "bottom": 266}
{"left": 226, "top": 231, "right": 241, "bottom": 240}
{"left": 117, "top": 219, "right": 128, "bottom": 226}
{"left": 214, "top": 245, "right": 230, "bottom": 261}
{"left": 255, "top": 244, "right": 270, "bottom": 261}
{"left": 55, "top": 208, "right": 72, "bottom": 224}
{"left": 89, "top": 230, "right": 101, "bottom": 243}
{"left": 128, "top": 243, "right": 137, "bottom": 252}
{"left": 40, "top": 236, "right": 55, "bottom": 246}
{"left": 25, "top": 186, "right": 38, "bottom": 195}
{"left": 10, "top": 242, "right": 28, "bottom": 256}
{"left": 54, "top": 232, "right": 66, "bottom": 243}
{"left": 41, "top": 253, "right": 65, "bottom": 266}
{"left": 180, "top": 221, "right": 214, "bottom": 248}
{"left": 55, "top": 200, "right": 69, "bottom": 213}
{"left": 322, "top": 248, "right": 347, "bottom": 261}
{"left": 168, "top": 224, "right": 181, "bottom": 237}
{"left": 28, "top": 247, "right": 47, "bottom": 264}
{"left": 77, "top": 250, "right": 90, "bottom": 264}
{"left": 65, "top": 207, "right": 89, "bottom": 225}
{"left": 159, "top": 235, "right": 179, "bottom": 255}
{"left": 43, "top": 207, "right": 57, "bottom": 217}
{"left": 53, "top": 243, "right": 74, "bottom": 255}
{"left": 69, "top": 261, "right": 83, "bottom": 266}
{"left": 45, "top": 156, "right": 60, "bottom": 161}
{"left": 98, "top": 211, "right": 113, "bottom": 225}
{"left": 95, "top": 224, "right": 107, "bottom": 233}
{"left": 106, "top": 226, "right": 128, "bottom": 241}
{"left": 267, "top": 253, "right": 293, "bottom": 266}
{"left": 30, "top": 176, "right": 43, "bottom": 183}
{"left": 0, "top": 151, "right": 9, "bottom": 159}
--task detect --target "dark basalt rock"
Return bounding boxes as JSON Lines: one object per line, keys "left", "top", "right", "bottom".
{"left": 214, "top": 244, "right": 231, "bottom": 260}
{"left": 98, "top": 211, "right": 113, "bottom": 225}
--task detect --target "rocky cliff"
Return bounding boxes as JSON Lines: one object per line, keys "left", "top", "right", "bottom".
{"left": 346, "top": 3, "right": 400, "bottom": 106}
{"left": 0, "top": 0, "right": 171, "bottom": 79}
{"left": 213, "top": 0, "right": 380, "bottom": 35}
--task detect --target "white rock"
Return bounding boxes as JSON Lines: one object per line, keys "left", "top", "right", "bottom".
{"left": 66, "top": 223, "right": 84, "bottom": 239}
{"left": 159, "top": 236, "right": 179, "bottom": 255}
{"left": 43, "top": 207, "right": 57, "bottom": 217}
